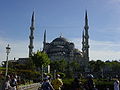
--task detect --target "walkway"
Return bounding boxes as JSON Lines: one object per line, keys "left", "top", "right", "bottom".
{"left": 18, "top": 83, "right": 40, "bottom": 90}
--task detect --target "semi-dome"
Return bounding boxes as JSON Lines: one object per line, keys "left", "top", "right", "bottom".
{"left": 52, "top": 36, "right": 68, "bottom": 43}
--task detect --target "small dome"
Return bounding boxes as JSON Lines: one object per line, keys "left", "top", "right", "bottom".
{"left": 52, "top": 36, "right": 68, "bottom": 43}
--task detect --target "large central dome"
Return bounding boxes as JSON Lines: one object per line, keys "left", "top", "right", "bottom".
{"left": 43, "top": 35, "right": 83, "bottom": 63}
{"left": 52, "top": 36, "right": 68, "bottom": 43}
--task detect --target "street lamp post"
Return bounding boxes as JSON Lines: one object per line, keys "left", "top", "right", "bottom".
{"left": 5, "top": 44, "right": 11, "bottom": 76}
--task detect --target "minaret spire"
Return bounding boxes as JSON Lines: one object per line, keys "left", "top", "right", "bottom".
{"left": 44, "top": 29, "right": 46, "bottom": 44}
{"left": 85, "top": 10, "right": 88, "bottom": 28}
{"left": 29, "top": 11, "right": 35, "bottom": 57}
{"left": 84, "top": 10, "right": 89, "bottom": 62}
{"left": 43, "top": 30, "right": 46, "bottom": 52}
{"left": 31, "top": 11, "right": 35, "bottom": 27}
{"left": 82, "top": 30, "right": 85, "bottom": 53}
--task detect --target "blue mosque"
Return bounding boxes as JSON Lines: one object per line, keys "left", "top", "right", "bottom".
{"left": 28, "top": 11, "right": 90, "bottom": 67}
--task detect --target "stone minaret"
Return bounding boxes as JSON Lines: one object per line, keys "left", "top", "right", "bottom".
{"left": 82, "top": 30, "right": 85, "bottom": 53}
{"left": 83, "top": 11, "right": 89, "bottom": 62}
{"left": 43, "top": 30, "right": 46, "bottom": 52}
{"left": 29, "top": 12, "right": 35, "bottom": 57}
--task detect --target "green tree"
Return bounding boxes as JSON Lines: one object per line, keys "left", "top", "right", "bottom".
{"left": 64, "top": 61, "right": 81, "bottom": 78}
{"left": 69, "top": 61, "right": 80, "bottom": 73}
{"left": 31, "top": 51, "right": 50, "bottom": 70}
{"left": 50, "top": 59, "right": 67, "bottom": 73}
{"left": 89, "top": 60, "right": 96, "bottom": 72}
{"left": 111, "top": 61, "right": 120, "bottom": 73}
{"left": 92, "top": 60, "right": 105, "bottom": 72}
{"left": 58, "top": 59, "right": 67, "bottom": 72}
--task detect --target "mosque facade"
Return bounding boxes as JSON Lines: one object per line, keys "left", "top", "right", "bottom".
{"left": 28, "top": 11, "right": 90, "bottom": 67}
{"left": 43, "top": 35, "right": 83, "bottom": 63}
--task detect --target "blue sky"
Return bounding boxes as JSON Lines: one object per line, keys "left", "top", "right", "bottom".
{"left": 1, "top": 0, "right": 120, "bottom": 63}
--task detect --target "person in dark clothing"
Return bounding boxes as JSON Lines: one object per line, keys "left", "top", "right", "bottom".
{"left": 41, "top": 76, "right": 55, "bottom": 90}
{"left": 10, "top": 74, "right": 17, "bottom": 90}
{"left": 71, "top": 77, "right": 82, "bottom": 90}
{"left": 84, "top": 74, "right": 95, "bottom": 90}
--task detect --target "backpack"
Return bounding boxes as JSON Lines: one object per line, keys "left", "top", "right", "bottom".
{"left": 41, "top": 82, "right": 51, "bottom": 90}
{"left": 10, "top": 79, "right": 17, "bottom": 87}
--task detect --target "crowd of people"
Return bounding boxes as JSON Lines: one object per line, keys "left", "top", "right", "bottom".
{"left": 39, "top": 74, "right": 120, "bottom": 90}
{"left": 1, "top": 74, "right": 17, "bottom": 90}
{"left": 70, "top": 74, "right": 96, "bottom": 90}
{"left": 0, "top": 73, "right": 120, "bottom": 90}
{"left": 39, "top": 74, "right": 63, "bottom": 90}
{"left": 39, "top": 74, "right": 96, "bottom": 90}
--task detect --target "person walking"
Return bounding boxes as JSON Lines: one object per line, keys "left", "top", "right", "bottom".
{"left": 71, "top": 77, "right": 82, "bottom": 90}
{"left": 10, "top": 74, "right": 17, "bottom": 90}
{"left": 40, "top": 76, "right": 55, "bottom": 90}
{"left": 84, "top": 74, "right": 96, "bottom": 90}
{"left": 114, "top": 79, "right": 119, "bottom": 90}
{"left": 52, "top": 74, "right": 63, "bottom": 90}
{"left": 2, "top": 75, "right": 12, "bottom": 90}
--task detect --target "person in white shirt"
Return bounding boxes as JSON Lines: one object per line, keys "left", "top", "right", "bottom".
{"left": 114, "top": 79, "right": 119, "bottom": 90}
{"left": 3, "top": 75, "right": 12, "bottom": 90}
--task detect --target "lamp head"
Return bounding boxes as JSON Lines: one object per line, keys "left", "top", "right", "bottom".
{"left": 6, "top": 44, "right": 11, "bottom": 54}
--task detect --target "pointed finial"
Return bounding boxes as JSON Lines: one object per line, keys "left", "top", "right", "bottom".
{"left": 44, "top": 29, "right": 46, "bottom": 33}
{"left": 84, "top": 10, "right": 89, "bottom": 30}
{"left": 43, "top": 29, "right": 47, "bottom": 44}
{"left": 85, "top": 10, "right": 87, "bottom": 18}
{"left": 44, "top": 29, "right": 46, "bottom": 40}
{"left": 30, "top": 11, "right": 35, "bottom": 29}
{"left": 32, "top": 11, "right": 35, "bottom": 22}
{"left": 44, "top": 29, "right": 46, "bottom": 37}
{"left": 60, "top": 33, "right": 63, "bottom": 38}
{"left": 85, "top": 10, "right": 88, "bottom": 26}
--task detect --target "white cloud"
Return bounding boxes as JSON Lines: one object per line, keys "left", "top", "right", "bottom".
{"left": 0, "top": 37, "right": 42, "bottom": 64}
{"left": 1, "top": 37, "right": 120, "bottom": 64}
{"left": 0, "top": 39, "right": 28, "bottom": 64}
{"left": 71, "top": 38, "right": 120, "bottom": 61}
{"left": 90, "top": 40, "right": 120, "bottom": 61}
{"left": 90, "top": 50, "right": 120, "bottom": 61}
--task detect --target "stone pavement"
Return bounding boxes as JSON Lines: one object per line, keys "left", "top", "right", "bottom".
{"left": 25, "top": 86, "right": 40, "bottom": 90}
{"left": 18, "top": 83, "right": 40, "bottom": 90}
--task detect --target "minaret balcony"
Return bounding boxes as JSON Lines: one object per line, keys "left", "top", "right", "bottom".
{"left": 85, "top": 35, "right": 89, "bottom": 39}
{"left": 29, "top": 36, "right": 34, "bottom": 39}
{"left": 84, "top": 26, "right": 89, "bottom": 30}
{"left": 84, "top": 45, "right": 89, "bottom": 48}
{"left": 29, "top": 45, "right": 34, "bottom": 48}
{"left": 30, "top": 26, "right": 35, "bottom": 30}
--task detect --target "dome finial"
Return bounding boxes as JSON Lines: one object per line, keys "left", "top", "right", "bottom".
{"left": 59, "top": 32, "right": 63, "bottom": 38}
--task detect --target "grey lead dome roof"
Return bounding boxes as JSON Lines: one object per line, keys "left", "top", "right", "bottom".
{"left": 52, "top": 36, "right": 68, "bottom": 43}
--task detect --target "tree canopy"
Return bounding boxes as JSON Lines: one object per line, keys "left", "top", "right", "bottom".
{"left": 31, "top": 51, "right": 50, "bottom": 69}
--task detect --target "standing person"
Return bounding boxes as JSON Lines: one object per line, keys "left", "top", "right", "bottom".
{"left": 84, "top": 74, "right": 95, "bottom": 90}
{"left": 71, "top": 77, "right": 82, "bottom": 90}
{"left": 114, "top": 79, "right": 119, "bottom": 90}
{"left": 2, "top": 75, "right": 12, "bottom": 90}
{"left": 52, "top": 74, "right": 63, "bottom": 90}
{"left": 41, "top": 76, "right": 55, "bottom": 90}
{"left": 10, "top": 74, "right": 17, "bottom": 90}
